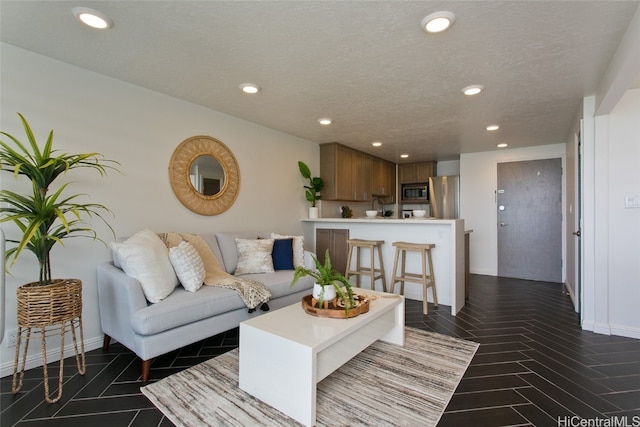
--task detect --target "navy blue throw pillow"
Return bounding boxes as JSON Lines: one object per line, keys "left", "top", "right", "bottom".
{"left": 272, "top": 238, "right": 294, "bottom": 270}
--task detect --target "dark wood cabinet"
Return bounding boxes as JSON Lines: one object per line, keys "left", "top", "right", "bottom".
{"left": 315, "top": 228, "right": 349, "bottom": 275}
{"left": 372, "top": 157, "right": 396, "bottom": 200}
{"left": 320, "top": 142, "right": 396, "bottom": 202}
{"left": 398, "top": 161, "right": 436, "bottom": 184}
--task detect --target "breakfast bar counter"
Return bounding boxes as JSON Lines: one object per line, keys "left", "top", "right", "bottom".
{"left": 301, "top": 217, "right": 466, "bottom": 315}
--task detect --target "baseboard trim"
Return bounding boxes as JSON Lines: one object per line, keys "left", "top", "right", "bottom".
{"left": 0, "top": 336, "right": 104, "bottom": 379}
{"left": 563, "top": 281, "right": 578, "bottom": 311}
{"left": 593, "top": 322, "right": 612, "bottom": 336}
{"left": 609, "top": 324, "right": 640, "bottom": 340}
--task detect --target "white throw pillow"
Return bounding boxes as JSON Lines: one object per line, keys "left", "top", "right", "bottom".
{"left": 169, "top": 241, "right": 205, "bottom": 292}
{"left": 271, "top": 233, "right": 304, "bottom": 268}
{"left": 110, "top": 229, "right": 179, "bottom": 303}
{"left": 234, "top": 238, "right": 275, "bottom": 275}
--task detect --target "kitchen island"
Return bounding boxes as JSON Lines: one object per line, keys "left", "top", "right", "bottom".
{"left": 301, "top": 218, "right": 466, "bottom": 315}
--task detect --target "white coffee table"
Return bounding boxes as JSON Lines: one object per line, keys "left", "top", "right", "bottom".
{"left": 239, "top": 288, "right": 404, "bottom": 426}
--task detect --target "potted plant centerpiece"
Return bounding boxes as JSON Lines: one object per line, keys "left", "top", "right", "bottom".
{"left": 0, "top": 113, "right": 118, "bottom": 403}
{"left": 291, "top": 249, "right": 361, "bottom": 316}
{"left": 298, "top": 161, "right": 323, "bottom": 218}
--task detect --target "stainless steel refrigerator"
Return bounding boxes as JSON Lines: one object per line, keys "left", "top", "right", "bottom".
{"left": 428, "top": 175, "right": 460, "bottom": 219}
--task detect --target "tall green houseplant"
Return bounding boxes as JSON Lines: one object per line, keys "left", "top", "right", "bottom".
{"left": 298, "top": 161, "right": 323, "bottom": 207}
{"left": 0, "top": 113, "right": 119, "bottom": 285}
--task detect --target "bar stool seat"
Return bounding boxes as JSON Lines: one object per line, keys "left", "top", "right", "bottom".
{"left": 345, "top": 239, "right": 387, "bottom": 292}
{"left": 390, "top": 241, "right": 438, "bottom": 315}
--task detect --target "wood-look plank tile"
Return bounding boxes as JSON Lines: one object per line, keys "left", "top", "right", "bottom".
{"left": 518, "top": 373, "right": 607, "bottom": 419}
{"left": 445, "top": 389, "right": 529, "bottom": 411}
{"left": 439, "top": 406, "right": 529, "bottom": 426}
{"left": 455, "top": 374, "right": 529, "bottom": 393}
{"left": 520, "top": 360, "right": 620, "bottom": 412}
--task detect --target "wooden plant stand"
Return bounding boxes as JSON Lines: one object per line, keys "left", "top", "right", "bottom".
{"left": 12, "top": 279, "right": 86, "bottom": 403}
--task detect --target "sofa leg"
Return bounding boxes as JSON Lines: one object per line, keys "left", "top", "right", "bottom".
{"left": 141, "top": 359, "right": 151, "bottom": 383}
{"left": 102, "top": 335, "right": 111, "bottom": 351}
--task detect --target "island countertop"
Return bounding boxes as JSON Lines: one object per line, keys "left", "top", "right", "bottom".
{"left": 301, "top": 217, "right": 458, "bottom": 224}
{"left": 301, "top": 217, "right": 466, "bottom": 315}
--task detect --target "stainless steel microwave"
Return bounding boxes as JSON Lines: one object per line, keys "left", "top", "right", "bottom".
{"left": 401, "top": 184, "right": 428, "bottom": 201}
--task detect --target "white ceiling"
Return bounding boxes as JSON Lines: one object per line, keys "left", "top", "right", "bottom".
{"left": 1, "top": 1, "right": 639, "bottom": 163}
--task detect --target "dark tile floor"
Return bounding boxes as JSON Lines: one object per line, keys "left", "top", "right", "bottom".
{"left": 2, "top": 274, "right": 639, "bottom": 426}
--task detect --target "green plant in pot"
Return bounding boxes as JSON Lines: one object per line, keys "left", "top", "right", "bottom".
{"left": 298, "top": 161, "right": 323, "bottom": 217}
{"left": 291, "top": 249, "right": 355, "bottom": 315}
{"left": 1, "top": 113, "right": 119, "bottom": 284}
{"left": 0, "top": 113, "right": 119, "bottom": 403}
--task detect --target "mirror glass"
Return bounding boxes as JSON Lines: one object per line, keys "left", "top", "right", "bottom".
{"left": 169, "top": 135, "right": 240, "bottom": 216}
{"left": 190, "top": 155, "right": 225, "bottom": 196}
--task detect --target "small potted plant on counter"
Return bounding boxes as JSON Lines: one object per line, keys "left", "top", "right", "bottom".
{"left": 298, "top": 161, "right": 323, "bottom": 218}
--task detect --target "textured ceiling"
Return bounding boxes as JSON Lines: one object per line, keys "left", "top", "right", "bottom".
{"left": 1, "top": 1, "right": 639, "bottom": 162}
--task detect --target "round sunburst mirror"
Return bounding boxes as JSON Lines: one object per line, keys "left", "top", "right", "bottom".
{"left": 169, "top": 135, "right": 240, "bottom": 215}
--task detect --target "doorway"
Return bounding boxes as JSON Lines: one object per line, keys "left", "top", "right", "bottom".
{"left": 497, "top": 158, "right": 562, "bottom": 282}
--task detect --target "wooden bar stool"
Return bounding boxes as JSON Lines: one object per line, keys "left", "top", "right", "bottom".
{"left": 390, "top": 241, "right": 438, "bottom": 315}
{"left": 345, "top": 239, "right": 387, "bottom": 292}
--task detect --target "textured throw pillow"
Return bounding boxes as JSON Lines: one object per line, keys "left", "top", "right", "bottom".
{"left": 169, "top": 241, "right": 205, "bottom": 292}
{"left": 234, "top": 238, "right": 275, "bottom": 275}
{"left": 271, "top": 233, "right": 304, "bottom": 268}
{"left": 110, "top": 229, "right": 179, "bottom": 303}
{"left": 271, "top": 238, "right": 294, "bottom": 270}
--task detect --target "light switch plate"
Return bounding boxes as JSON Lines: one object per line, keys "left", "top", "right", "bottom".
{"left": 625, "top": 196, "right": 640, "bottom": 208}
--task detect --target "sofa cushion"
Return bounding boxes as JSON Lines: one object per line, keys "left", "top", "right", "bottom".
{"left": 215, "top": 231, "right": 267, "bottom": 273}
{"left": 240, "top": 271, "right": 315, "bottom": 299}
{"left": 130, "top": 270, "right": 314, "bottom": 336}
{"left": 110, "top": 229, "right": 179, "bottom": 303}
{"left": 169, "top": 241, "right": 205, "bottom": 292}
{"left": 271, "top": 233, "right": 304, "bottom": 268}
{"left": 131, "top": 286, "right": 247, "bottom": 335}
{"left": 271, "top": 238, "right": 294, "bottom": 270}
{"left": 234, "top": 238, "right": 275, "bottom": 275}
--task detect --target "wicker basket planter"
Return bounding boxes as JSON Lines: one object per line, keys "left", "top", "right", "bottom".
{"left": 12, "top": 279, "right": 86, "bottom": 403}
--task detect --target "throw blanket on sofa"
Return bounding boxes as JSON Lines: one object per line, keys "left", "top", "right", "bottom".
{"left": 158, "top": 233, "right": 271, "bottom": 310}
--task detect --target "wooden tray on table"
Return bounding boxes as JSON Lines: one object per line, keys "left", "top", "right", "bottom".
{"left": 301, "top": 294, "right": 370, "bottom": 318}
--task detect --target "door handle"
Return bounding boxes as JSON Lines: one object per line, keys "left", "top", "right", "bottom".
{"left": 573, "top": 230, "right": 581, "bottom": 237}
{"left": 499, "top": 222, "right": 508, "bottom": 227}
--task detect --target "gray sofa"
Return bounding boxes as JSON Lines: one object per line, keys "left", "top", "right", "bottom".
{"left": 97, "top": 231, "right": 315, "bottom": 382}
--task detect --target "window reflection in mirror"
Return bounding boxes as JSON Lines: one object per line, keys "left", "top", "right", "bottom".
{"left": 189, "top": 155, "right": 225, "bottom": 196}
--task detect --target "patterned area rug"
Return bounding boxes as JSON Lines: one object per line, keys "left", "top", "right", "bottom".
{"left": 141, "top": 327, "right": 479, "bottom": 426}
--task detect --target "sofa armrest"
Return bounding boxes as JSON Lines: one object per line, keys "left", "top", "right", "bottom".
{"left": 96, "top": 262, "right": 149, "bottom": 353}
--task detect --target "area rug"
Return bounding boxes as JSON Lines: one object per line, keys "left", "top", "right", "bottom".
{"left": 141, "top": 327, "right": 479, "bottom": 426}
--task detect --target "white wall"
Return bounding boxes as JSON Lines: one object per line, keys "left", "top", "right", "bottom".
{"left": 0, "top": 44, "right": 319, "bottom": 376}
{"left": 583, "top": 88, "right": 640, "bottom": 339}
{"left": 460, "top": 144, "right": 566, "bottom": 276}
{"left": 435, "top": 160, "right": 460, "bottom": 176}
{"left": 607, "top": 88, "right": 640, "bottom": 338}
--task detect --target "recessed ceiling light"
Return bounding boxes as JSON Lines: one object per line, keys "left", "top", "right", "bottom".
{"left": 486, "top": 124, "right": 500, "bottom": 131}
{"left": 72, "top": 7, "right": 113, "bottom": 30}
{"left": 400, "top": 154, "right": 409, "bottom": 158}
{"left": 497, "top": 143, "right": 508, "bottom": 148}
{"left": 318, "top": 118, "right": 332, "bottom": 125}
{"left": 372, "top": 142, "right": 382, "bottom": 147}
{"left": 462, "top": 85, "right": 483, "bottom": 96}
{"left": 239, "top": 83, "right": 260, "bottom": 94}
{"left": 420, "top": 11, "right": 456, "bottom": 33}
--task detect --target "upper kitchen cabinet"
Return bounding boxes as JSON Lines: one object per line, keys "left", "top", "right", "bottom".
{"left": 372, "top": 157, "right": 396, "bottom": 200}
{"left": 320, "top": 142, "right": 353, "bottom": 200}
{"left": 320, "top": 142, "right": 396, "bottom": 202}
{"left": 352, "top": 150, "right": 373, "bottom": 201}
{"left": 398, "top": 161, "right": 437, "bottom": 183}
